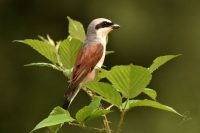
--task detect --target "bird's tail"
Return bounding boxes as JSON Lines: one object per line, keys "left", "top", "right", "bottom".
{"left": 62, "top": 84, "right": 80, "bottom": 109}
{"left": 62, "top": 98, "right": 71, "bottom": 109}
{"left": 62, "top": 98, "right": 70, "bottom": 109}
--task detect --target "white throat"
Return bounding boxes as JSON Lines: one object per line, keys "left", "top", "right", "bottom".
{"left": 84, "top": 33, "right": 106, "bottom": 45}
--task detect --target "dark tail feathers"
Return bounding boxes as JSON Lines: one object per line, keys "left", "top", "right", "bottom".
{"left": 62, "top": 85, "right": 75, "bottom": 109}
{"left": 62, "top": 98, "right": 70, "bottom": 109}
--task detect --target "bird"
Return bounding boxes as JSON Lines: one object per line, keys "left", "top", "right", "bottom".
{"left": 63, "top": 18, "right": 120, "bottom": 109}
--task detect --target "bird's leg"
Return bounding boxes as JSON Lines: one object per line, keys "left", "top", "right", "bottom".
{"left": 82, "top": 87, "right": 96, "bottom": 99}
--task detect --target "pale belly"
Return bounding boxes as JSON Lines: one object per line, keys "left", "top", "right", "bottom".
{"left": 96, "top": 42, "right": 106, "bottom": 68}
{"left": 96, "top": 51, "right": 105, "bottom": 68}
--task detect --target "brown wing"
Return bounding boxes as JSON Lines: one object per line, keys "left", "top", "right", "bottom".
{"left": 72, "top": 43, "right": 103, "bottom": 85}
{"left": 64, "top": 43, "right": 103, "bottom": 100}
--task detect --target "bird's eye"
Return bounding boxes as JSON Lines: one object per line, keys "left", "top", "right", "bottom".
{"left": 103, "top": 22, "right": 108, "bottom": 26}
{"left": 102, "top": 21, "right": 112, "bottom": 27}
{"left": 95, "top": 21, "right": 113, "bottom": 30}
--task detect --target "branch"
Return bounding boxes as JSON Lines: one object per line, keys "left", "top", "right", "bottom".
{"left": 82, "top": 87, "right": 112, "bottom": 133}
{"left": 103, "top": 115, "right": 112, "bottom": 133}
{"left": 69, "top": 122, "right": 105, "bottom": 132}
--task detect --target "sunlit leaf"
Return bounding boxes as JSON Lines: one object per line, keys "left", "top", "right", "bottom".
{"left": 122, "top": 99, "right": 182, "bottom": 116}
{"left": 16, "top": 39, "right": 58, "bottom": 64}
{"left": 58, "top": 37, "right": 82, "bottom": 69}
{"left": 31, "top": 106, "right": 74, "bottom": 132}
{"left": 143, "top": 88, "right": 157, "bottom": 100}
{"left": 106, "top": 65, "right": 152, "bottom": 98}
{"left": 149, "top": 55, "right": 181, "bottom": 73}
{"left": 67, "top": 16, "right": 85, "bottom": 42}
{"left": 38, "top": 35, "right": 56, "bottom": 47}
{"left": 86, "top": 82, "right": 122, "bottom": 107}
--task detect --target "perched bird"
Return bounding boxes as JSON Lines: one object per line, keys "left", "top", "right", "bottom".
{"left": 63, "top": 18, "right": 120, "bottom": 109}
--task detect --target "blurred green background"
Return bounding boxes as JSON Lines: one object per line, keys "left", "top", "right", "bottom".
{"left": 1, "top": 0, "right": 200, "bottom": 133}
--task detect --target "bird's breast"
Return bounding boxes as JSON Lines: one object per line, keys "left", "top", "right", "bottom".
{"left": 96, "top": 42, "right": 106, "bottom": 68}
{"left": 84, "top": 35, "right": 107, "bottom": 69}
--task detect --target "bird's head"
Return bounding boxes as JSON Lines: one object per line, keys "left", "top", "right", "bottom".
{"left": 86, "top": 18, "right": 120, "bottom": 39}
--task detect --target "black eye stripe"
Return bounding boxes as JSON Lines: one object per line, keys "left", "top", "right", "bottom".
{"left": 95, "top": 21, "right": 113, "bottom": 30}
{"left": 102, "top": 21, "right": 113, "bottom": 27}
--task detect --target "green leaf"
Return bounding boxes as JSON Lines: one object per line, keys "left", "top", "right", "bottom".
{"left": 48, "top": 124, "right": 62, "bottom": 133}
{"left": 58, "top": 37, "right": 82, "bottom": 69}
{"left": 149, "top": 55, "right": 181, "bottom": 73}
{"left": 38, "top": 35, "right": 56, "bottom": 46}
{"left": 123, "top": 99, "right": 182, "bottom": 116}
{"left": 76, "top": 106, "right": 94, "bottom": 124}
{"left": 93, "top": 69, "right": 108, "bottom": 82}
{"left": 87, "top": 109, "right": 110, "bottom": 121}
{"left": 106, "top": 50, "right": 115, "bottom": 56}
{"left": 75, "top": 107, "right": 110, "bottom": 124}
{"left": 16, "top": 39, "right": 58, "bottom": 64}
{"left": 67, "top": 16, "right": 85, "bottom": 42}
{"left": 62, "top": 68, "right": 73, "bottom": 79}
{"left": 89, "top": 97, "right": 101, "bottom": 110}
{"left": 143, "top": 88, "right": 157, "bottom": 100}
{"left": 24, "top": 62, "right": 61, "bottom": 71}
{"left": 75, "top": 97, "right": 110, "bottom": 123}
{"left": 106, "top": 65, "right": 152, "bottom": 98}
{"left": 75, "top": 98, "right": 100, "bottom": 123}
{"left": 86, "top": 82, "right": 122, "bottom": 107}
{"left": 31, "top": 106, "right": 74, "bottom": 132}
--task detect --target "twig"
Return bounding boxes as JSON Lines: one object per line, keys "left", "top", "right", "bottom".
{"left": 69, "top": 122, "right": 105, "bottom": 132}
{"left": 116, "top": 111, "right": 125, "bottom": 133}
{"left": 106, "top": 104, "right": 114, "bottom": 110}
{"left": 116, "top": 100, "right": 128, "bottom": 133}
{"left": 103, "top": 115, "right": 112, "bottom": 133}
{"left": 83, "top": 86, "right": 112, "bottom": 133}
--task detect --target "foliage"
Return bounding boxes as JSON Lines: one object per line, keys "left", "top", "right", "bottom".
{"left": 31, "top": 107, "right": 74, "bottom": 133}
{"left": 75, "top": 97, "right": 110, "bottom": 124}
{"left": 58, "top": 37, "right": 82, "bottom": 69}
{"left": 121, "top": 99, "right": 181, "bottom": 116}
{"left": 16, "top": 17, "right": 182, "bottom": 133}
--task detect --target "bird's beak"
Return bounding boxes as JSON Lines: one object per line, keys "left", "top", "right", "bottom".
{"left": 112, "top": 24, "right": 120, "bottom": 29}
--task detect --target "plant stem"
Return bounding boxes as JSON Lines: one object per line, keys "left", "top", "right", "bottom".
{"left": 106, "top": 105, "right": 114, "bottom": 110}
{"left": 69, "top": 122, "right": 105, "bottom": 132}
{"left": 103, "top": 115, "right": 112, "bottom": 133}
{"left": 83, "top": 87, "right": 112, "bottom": 133}
{"left": 116, "top": 110, "right": 125, "bottom": 133}
{"left": 116, "top": 100, "right": 128, "bottom": 133}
